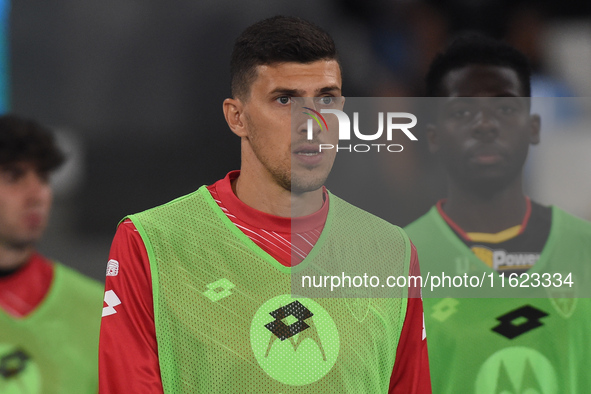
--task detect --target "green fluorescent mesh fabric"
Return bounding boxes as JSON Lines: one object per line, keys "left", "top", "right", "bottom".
{"left": 130, "top": 186, "right": 410, "bottom": 393}
{"left": 0, "top": 263, "right": 103, "bottom": 393}
{"left": 406, "top": 206, "right": 591, "bottom": 393}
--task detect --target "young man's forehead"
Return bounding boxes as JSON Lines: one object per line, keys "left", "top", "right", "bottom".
{"left": 268, "top": 85, "right": 342, "bottom": 97}
{"left": 0, "top": 160, "right": 46, "bottom": 173}
{"left": 440, "top": 65, "right": 525, "bottom": 97}
{"left": 253, "top": 61, "right": 341, "bottom": 91}
{"left": 442, "top": 96, "right": 528, "bottom": 106}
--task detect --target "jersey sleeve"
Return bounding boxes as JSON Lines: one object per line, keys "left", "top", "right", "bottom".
{"left": 98, "top": 220, "right": 164, "bottom": 393}
{"left": 389, "top": 242, "right": 432, "bottom": 393}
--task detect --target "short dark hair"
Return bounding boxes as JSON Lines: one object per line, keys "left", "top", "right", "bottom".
{"left": 425, "top": 33, "right": 532, "bottom": 97}
{"left": 0, "top": 114, "right": 65, "bottom": 172}
{"left": 230, "top": 15, "right": 339, "bottom": 99}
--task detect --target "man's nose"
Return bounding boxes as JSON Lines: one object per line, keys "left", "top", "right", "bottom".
{"left": 472, "top": 107, "right": 499, "bottom": 140}
{"left": 296, "top": 99, "right": 323, "bottom": 138}
{"left": 23, "top": 172, "right": 49, "bottom": 203}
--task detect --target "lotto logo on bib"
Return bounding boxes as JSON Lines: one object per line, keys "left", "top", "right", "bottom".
{"left": 250, "top": 295, "right": 339, "bottom": 385}
{"left": 0, "top": 345, "right": 41, "bottom": 394}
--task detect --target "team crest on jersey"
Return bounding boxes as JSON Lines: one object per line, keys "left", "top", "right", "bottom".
{"left": 545, "top": 275, "right": 577, "bottom": 318}
{"left": 548, "top": 297, "right": 577, "bottom": 319}
{"left": 250, "top": 295, "right": 339, "bottom": 386}
{"left": 0, "top": 345, "right": 41, "bottom": 393}
{"left": 338, "top": 286, "right": 371, "bottom": 323}
{"left": 106, "top": 259, "right": 119, "bottom": 276}
{"left": 475, "top": 347, "right": 557, "bottom": 394}
{"left": 344, "top": 297, "right": 371, "bottom": 323}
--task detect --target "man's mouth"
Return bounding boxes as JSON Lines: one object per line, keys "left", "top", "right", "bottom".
{"left": 292, "top": 145, "right": 324, "bottom": 165}
{"left": 24, "top": 213, "right": 44, "bottom": 228}
{"left": 293, "top": 146, "right": 320, "bottom": 156}
{"left": 472, "top": 153, "right": 502, "bottom": 164}
{"left": 468, "top": 146, "right": 505, "bottom": 165}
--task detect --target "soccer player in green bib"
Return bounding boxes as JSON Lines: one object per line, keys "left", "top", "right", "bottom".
{"left": 99, "top": 16, "right": 431, "bottom": 393}
{"left": 405, "top": 34, "right": 591, "bottom": 393}
{"left": 0, "top": 115, "right": 103, "bottom": 393}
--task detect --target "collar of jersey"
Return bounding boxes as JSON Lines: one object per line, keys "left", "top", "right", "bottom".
{"left": 0, "top": 262, "right": 61, "bottom": 324}
{"left": 436, "top": 197, "right": 532, "bottom": 243}
{"left": 199, "top": 186, "right": 333, "bottom": 274}
{"left": 430, "top": 204, "right": 559, "bottom": 278}
{"left": 215, "top": 170, "right": 329, "bottom": 233}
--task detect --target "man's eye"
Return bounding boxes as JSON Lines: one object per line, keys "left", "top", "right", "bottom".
{"left": 276, "top": 96, "right": 291, "bottom": 105}
{"left": 451, "top": 109, "right": 471, "bottom": 119}
{"left": 318, "top": 97, "right": 334, "bottom": 105}
{"left": 498, "top": 106, "right": 515, "bottom": 115}
{"left": 0, "top": 169, "right": 22, "bottom": 183}
{"left": 38, "top": 171, "right": 50, "bottom": 183}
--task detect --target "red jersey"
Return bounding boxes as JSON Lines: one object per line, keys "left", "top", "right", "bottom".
{"left": 0, "top": 253, "right": 54, "bottom": 317}
{"left": 99, "top": 172, "right": 431, "bottom": 393}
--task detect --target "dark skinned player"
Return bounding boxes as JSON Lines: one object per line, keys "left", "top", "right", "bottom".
{"left": 405, "top": 34, "right": 591, "bottom": 393}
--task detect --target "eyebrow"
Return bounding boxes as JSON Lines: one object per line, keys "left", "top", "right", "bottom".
{"left": 269, "top": 85, "right": 341, "bottom": 97}
{"left": 442, "top": 98, "right": 471, "bottom": 109}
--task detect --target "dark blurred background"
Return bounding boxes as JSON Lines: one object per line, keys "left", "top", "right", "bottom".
{"left": 4, "top": 0, "right": 590, "bottom": 280}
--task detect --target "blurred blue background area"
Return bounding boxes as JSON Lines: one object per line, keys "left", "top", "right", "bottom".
{"left": 0, "top": 0, "right": 9, "bottom": 113}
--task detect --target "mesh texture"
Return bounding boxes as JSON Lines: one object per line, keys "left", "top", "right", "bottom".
{"left": 131, "top": 187, "right": 410, "bottom": 393}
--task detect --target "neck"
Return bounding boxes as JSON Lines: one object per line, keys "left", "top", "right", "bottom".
{"left": 0, "top": 244, "right": 34, "bottom": 272}
{"left": 444, "top": 176, "right": 527, "bottom": 233}
{"left": 234, "top": 169, "right": 323, "bottom": 218}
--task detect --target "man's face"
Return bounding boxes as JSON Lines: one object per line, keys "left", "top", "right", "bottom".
{"left": 428, "top": 65, "right": 540, "bottom": 194}
{"left": 0, "top": 161, "right": 52, "bottom": 252}
{"left": 237, "top": 60, "right": 342, "bottom": 194}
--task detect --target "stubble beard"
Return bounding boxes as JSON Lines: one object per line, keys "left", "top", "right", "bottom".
{"left": 246, "top": 116, "right": 328, "bottom": 195}
{"left": 260, "top": 165, "right": 327, "bottom": 195}
{"left": 291, "top": 165, "right": 331, "bottom": 194}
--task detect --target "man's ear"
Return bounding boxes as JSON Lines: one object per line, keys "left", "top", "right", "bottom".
{"left": 529, "top": 114, "right": 541, "bottom": 145}
{"left": 223, "top": 98, "right": 247, "bottom": 137}
{"left": 426, "top": 123, "right": 440, "bottom": 153}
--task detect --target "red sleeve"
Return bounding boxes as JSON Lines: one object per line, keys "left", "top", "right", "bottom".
{"left": 98, "top": 220, "right": 164, "bottom": 393}
{"left": 389, "top": 242, "right": 432, "bottom": 393}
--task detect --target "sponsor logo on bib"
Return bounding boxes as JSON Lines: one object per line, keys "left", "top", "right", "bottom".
{"left": 250, "top": 295, "right": 339, "bottom": 385}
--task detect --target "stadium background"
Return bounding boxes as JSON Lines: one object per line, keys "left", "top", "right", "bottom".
{"left": 3, "top": 0, "right": 590, "bottom": 280}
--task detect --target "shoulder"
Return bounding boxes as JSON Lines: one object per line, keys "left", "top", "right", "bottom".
{"left": 47, "top": 263, "right": 103, "bottom": 326}
{"left": 551, "top": 205, "right": 591, "bottom": 236}
{"left": 552, "top": 206, "right": 591, "bottom": 226}
{"left": 328, "top": 192, "right": 407, "bottom": 239}
{"left": 404, "top": 206, "right": 439, "bottom": 238}
{"left": 130, "top": 186, "right": 209, "bottom": 219}
{"left": 54, "top": 263, "right": 104, "bottom": 298}
{"left": 126, "top": 186, "right": 214, "bottom": 235}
